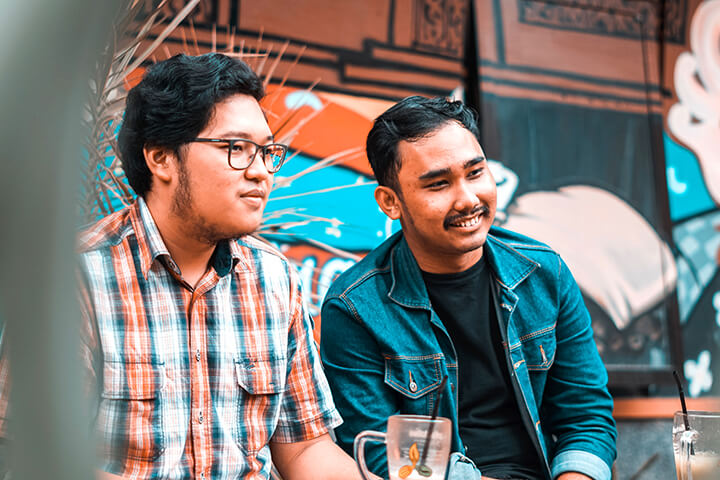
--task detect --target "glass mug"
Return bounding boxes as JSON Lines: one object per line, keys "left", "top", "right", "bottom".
{"left": 673, "top": 411, "right": 720, "bottom": 480}
{"left": 354, "top": 415, "right": 451, "bottom": 480}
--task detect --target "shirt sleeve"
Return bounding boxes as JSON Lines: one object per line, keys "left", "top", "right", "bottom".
{"left": 271, "top": 266, "right": 343, "bottom": 443}
{"left": 77, "top": 267, "right": 102, "bottom": 420}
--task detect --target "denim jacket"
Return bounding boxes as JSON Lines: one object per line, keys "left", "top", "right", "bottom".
{"left": 320, "top": 228, "right": 616, "bottom": 480}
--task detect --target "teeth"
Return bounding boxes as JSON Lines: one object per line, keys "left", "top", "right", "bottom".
{"left": 453, "top": 215, "right": 480, "bottom": 227}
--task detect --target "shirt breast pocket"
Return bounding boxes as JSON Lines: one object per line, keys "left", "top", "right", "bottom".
{"left": 99, "top": 360, "right": 167, "bottom": 462}
{"left": 234, "top": 357, "right": 285, "bottom": 454}
{"left": 383, "top": 355, "right": 443, "bottom": 415}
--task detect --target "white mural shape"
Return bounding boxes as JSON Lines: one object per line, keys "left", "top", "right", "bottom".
{"left": 502, "top": 185, "right": 677, "bottom": 331}
{"left": 667, "top": 0, "right": 720, "bottom": 205}
{"left": 685, "top": 350, "right": 713, "bottom": 397}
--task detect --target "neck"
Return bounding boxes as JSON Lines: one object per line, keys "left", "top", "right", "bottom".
{"left": 144, "top": 194, "right": 216, "bottom": 287}
{"left": 407, "top": 240, "right": 484, "bottom": 274}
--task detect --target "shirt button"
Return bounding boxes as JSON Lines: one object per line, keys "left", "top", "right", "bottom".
{"left": 195, "top": 349, "right": 201, "bottom": 362}
{"left": 198, "top": 411, "right": 204, "bottom": 424}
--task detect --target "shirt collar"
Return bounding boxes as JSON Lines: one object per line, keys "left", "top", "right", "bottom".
{"left": 130, "top": 198, "right": 172, "bottom": 279}
{"left": 130, "top": 197, "right": 242, "bottom": 279}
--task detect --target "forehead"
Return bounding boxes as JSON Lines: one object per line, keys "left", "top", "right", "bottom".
{"left": 201, "top": 93, "right": 271, "bottom": 140}
{"left": 396, "top": 122, "right": 483, "bottom": 176}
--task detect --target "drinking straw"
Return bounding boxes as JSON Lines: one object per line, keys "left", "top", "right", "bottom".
{"left": 418, "top": 375, "right": 448, "bottom": 470}
{"left": 673, "top": 370, "right": 691, "bottom": 431}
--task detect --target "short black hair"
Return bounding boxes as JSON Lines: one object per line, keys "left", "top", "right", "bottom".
{"left": 366, "top": 96, "right": 480, "bottom": 189}
{"left": 118, "top": 53, "right": 264, "bottom": 196}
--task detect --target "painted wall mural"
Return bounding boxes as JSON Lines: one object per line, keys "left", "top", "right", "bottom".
{"left": 666, "top": 0, "right": 720, "bottom": 397}
{"left": 128, "top": 0, "right": 719, "bottom": 394}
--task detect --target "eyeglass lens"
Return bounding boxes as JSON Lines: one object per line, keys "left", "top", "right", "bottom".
{"left": 229, "top": 139, "right": 286, "bottom": 172}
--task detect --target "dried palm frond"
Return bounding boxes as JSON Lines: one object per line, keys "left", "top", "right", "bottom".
{"left": 82, "top": 7, "right": 367, "bottom": 265}
{"left": 81, "top": 0, "right": 201, "bottom": 222}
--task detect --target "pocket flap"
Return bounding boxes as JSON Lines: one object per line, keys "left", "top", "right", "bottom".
{"left": 235, "top": 358, "right": 284, "bottom": 395}
{"left": 102, "top": 360, "right": 165, "bottom": 400}
{"left": 515, "top": 332, "right": 556, "bottom": 371}
{"left": 384, "top": 356, "right": 443, "bottom": 399}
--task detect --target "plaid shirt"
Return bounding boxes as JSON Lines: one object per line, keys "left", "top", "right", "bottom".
{"left": 77, "top": 198, "right": 342, "bottom": 479}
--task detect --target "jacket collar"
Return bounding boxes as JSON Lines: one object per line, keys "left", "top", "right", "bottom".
{"left": 388, "top": 235, "right": 432, "bottom": 309}
{"left": 484, "top": 233, "right": 540, "bottom": 290}
{"left": 387, "top": 229, "right": 539, "bottom": 306}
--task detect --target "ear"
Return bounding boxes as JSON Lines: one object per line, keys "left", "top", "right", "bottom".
{"left": 143, "top": 145, "right": 176, "bottom": 184}
{"left": 374, "top": 185, "right": 402, "bottom": 220}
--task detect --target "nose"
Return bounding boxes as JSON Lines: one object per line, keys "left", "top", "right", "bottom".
{"left": 453, "top": 180, "right": 479, "bottom": 212}
{"left": 244, "top": 150, "right": 272, "bottom": 182}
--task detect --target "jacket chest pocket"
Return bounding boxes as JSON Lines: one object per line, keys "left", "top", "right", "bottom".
{"left": 234, "top": 357, "right": 285, "bottom": 454}
{"left": 99, "top": 360, "right": 166, "bottom": 462}
{"left": 514, "top": 329, "right": 556, "bottom": 371}
{"left": 383, "top": 355, "right": 443, "bottom": 415}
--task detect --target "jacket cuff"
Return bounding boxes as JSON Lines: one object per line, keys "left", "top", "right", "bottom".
{"left": 551, "top": 449, "right": 612, "bottom": 480}
{"left": 446, "top": 452, "right": 483, "bottom": 480}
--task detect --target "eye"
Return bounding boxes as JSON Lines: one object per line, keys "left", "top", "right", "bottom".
{"left": 229, "top": 142, "right": 245, "bottom": 153}
{"left": 425, "top": 179, "right": 448, "bottom": 189}
{"left": 468, "top": 167, "right": 484, "bottom": 178}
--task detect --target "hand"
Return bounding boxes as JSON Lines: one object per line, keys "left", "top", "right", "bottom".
{"left": 271, "top": 433, "right": 369, "bottom": 480}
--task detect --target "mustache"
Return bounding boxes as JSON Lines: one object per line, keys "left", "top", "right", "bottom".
{"left": 443, "top": 205, "right": 489, "bottom": 228}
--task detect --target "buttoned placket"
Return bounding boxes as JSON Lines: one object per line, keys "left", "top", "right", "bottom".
{"left": 187, "top": 271, "right": 220, "bottom": 480}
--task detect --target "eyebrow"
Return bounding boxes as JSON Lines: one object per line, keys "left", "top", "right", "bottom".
{"left": 417, "top": 156, "right": 486, "bottom": 181}
{"left": 215, "top": 131, "right": 275, "bottom": 142}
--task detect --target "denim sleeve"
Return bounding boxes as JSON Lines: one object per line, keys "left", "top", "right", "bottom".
{"left": 320, "top": 295, "right": 398, "bottom": 480}
{"left": 543, "top": 258, "right": 617, "bottom": 480}
{"left": 446, "top": 452, "right": 483, "bottom": 480}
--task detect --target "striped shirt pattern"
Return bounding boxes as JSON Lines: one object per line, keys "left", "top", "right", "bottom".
{"left": 77, "top": 198, "right": 341, "bottom": 479}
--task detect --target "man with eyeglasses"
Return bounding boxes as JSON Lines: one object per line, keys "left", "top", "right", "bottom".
{"left": 77, "top": 53, "right": 365, "bottom": 480}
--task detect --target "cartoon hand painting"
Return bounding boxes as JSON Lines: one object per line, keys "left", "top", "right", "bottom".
{"left": 668, "top": 0, "right": 720, "bottom": 206}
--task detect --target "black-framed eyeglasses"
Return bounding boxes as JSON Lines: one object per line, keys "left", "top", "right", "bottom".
{"left": 191, "top": 137, "right": 289, "bottom": 173}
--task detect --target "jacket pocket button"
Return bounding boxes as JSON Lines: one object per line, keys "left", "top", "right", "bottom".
{"left": 409, "top": 381, "right": 418, "bottom": 393}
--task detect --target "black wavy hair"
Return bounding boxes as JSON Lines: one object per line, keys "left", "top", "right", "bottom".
{"left": 118, "top": 53, "right": 264, "bottom": 196}
{"left": 366, "top": 96, "right": 480, "bottom": 189}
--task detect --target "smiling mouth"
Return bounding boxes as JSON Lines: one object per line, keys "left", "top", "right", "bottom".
{"left": 445, "top": 206, "right": 488, "bottom": 229}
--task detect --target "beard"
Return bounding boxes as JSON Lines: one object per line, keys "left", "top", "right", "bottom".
{"left": 171, "top": 162, "right": 244, "bottom": 245}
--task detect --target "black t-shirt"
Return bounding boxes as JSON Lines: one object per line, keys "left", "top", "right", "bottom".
{"left": 422, "top": 257, "right": 544, "bottom": 480}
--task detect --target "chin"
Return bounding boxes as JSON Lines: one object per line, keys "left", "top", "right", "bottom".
{"left": 460, "top": 233, "right": 488, "bottom": 252}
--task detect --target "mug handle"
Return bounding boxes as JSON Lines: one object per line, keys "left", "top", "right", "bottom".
{"left": 353, "top": 430, "right": 386, "bottom": 480}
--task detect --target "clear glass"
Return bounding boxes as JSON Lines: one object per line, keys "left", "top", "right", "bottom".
{"left": 673, "top": 411, "right": 720, "bottom": 479}
{"left": 354, "top": 415, "right": 451, "bottom": 480}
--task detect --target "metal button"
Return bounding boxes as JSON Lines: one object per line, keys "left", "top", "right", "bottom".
{"left": 195, "top": 349, "right": 201, "bottom": 362}
{"left": 198, "top": 411, "right": 203, "bottom": 424}
{"left": 409, "top": 380, "right": 418, "bottom": 393}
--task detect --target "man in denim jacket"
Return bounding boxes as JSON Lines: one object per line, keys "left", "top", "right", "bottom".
{"left": 320, "top": 96, "right": 616, "bottom": 480}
